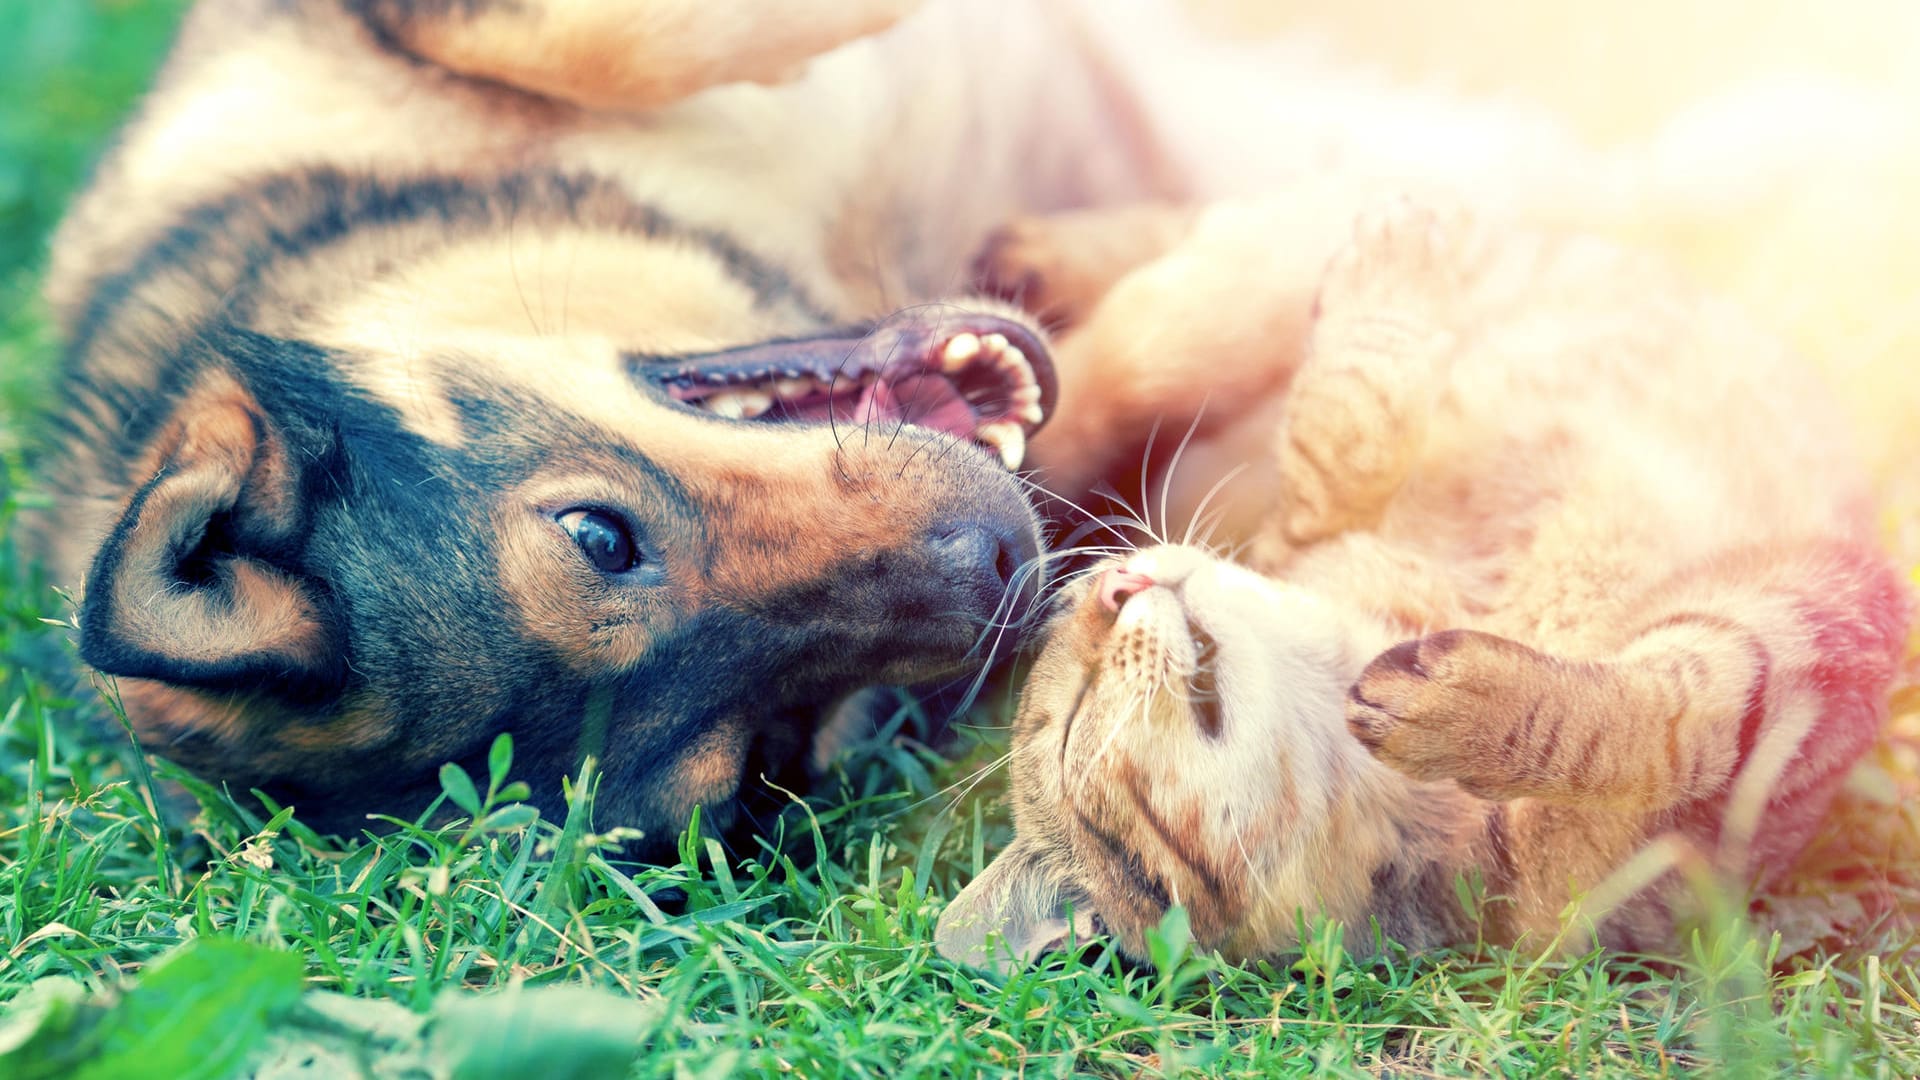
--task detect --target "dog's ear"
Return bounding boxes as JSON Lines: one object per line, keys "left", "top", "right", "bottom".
{"left": 935, "top": 838, "right": 1098, "bottom": 973}
{"left": 78, "top": 372, "right": 345, "bottom": 701}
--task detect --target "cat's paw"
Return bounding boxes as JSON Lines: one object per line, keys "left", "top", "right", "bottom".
{"left": 1276, "top": 199, "right": 1478, "bottom": 544}
{"left": 1345, "top": 629, "right": 1545, "bottom": 787}
{"left": 1274, "top": 365, "right": 1421, "bottom": 544}
{"left": 1312, "top": 197, "right": 1474, "bottom": 353}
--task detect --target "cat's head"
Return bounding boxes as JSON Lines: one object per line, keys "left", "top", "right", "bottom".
{"left": 937, "top": 545, "right": 1395, "bottom": 968}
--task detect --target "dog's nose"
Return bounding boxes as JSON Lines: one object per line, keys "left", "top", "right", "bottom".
{"left": 931, "top": 521, "right": 1023, "bottom": 614}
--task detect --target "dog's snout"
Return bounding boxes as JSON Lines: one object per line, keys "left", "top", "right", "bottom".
{"left": 921, "top": 515, "right": 1042, "bottom": 642}
{"left": 931, "top": 520, "right": 1024, "bottom": 609}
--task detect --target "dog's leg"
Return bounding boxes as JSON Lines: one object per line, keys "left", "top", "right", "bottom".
{"left": 973, "top": 204, "right": 1200, "bottom": 333}
{"left": 350, "top": 0, "right": 922, "bottom": 110}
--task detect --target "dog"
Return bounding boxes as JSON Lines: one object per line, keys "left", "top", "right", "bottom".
{"left": 31, "top": 0, "right": 1040, "bottom": 842}
{"left": 30, "top": 0, "right": 1245, "bottom": 846}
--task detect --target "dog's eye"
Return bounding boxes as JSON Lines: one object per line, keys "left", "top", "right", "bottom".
{"left": 557, "top": 508, "right": 638, "bottom": 573}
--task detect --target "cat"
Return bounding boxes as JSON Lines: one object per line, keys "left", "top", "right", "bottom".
{"left": 936, "top": 197, "right": 1911, "bottom": 968}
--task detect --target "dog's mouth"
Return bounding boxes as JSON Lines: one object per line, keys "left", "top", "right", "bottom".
{"left": 635, "top": 315, "right": 1057, "bottom": 470}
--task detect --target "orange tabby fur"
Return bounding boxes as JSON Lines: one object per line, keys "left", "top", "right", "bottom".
{"left": 937, "top": 199, "right": 1910, "bottom": 967}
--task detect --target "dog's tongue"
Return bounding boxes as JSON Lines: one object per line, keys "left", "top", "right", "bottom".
{"left": 852, "top": 372, "right": 978, "bottom": 436}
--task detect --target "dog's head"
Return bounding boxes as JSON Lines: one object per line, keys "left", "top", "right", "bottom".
{"left": 68, "top": 263, "right": 1057, "bottom": 844}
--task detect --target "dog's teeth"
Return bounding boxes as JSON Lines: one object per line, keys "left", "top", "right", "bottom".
{"left": 975, "top": 421, "right": 1027, "bottom": 470}
{"left": 1017, "top": 403, "right": 1044, "bottom": 425}
{"left": 941, "top": 333, "right": 981, "bottom": 371}
{"left": 706, "top": 394, "right": 746, "bottom": 419}
{"left": 996, "top": 344, "right": 1029, "bottom": 376}
{"left": 773, "top": 377, "right": 813, "bottom": 399}
{"left": 704, "top": 390, "right": 774, "bottom": 418}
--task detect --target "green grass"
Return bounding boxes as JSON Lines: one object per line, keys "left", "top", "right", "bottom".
{"left": 3, "top": 4, "right": 1919, "bottom": 1077}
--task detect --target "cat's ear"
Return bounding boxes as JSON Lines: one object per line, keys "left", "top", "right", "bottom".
{"left": 935, "top": 838, "right": 1099, "bottom": 972}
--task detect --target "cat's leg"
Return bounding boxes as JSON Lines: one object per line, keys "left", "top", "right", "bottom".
{"left": 349, "top": 0, "right": 921, "bottom": 111}
{"left": 1023, "top": 191, "right": 1365, "bottom": 502}
{"left": 1351, "top": 543, "right": 1907, "bottom": 947}
{"left": 1270, "top": 198, "right": 1482, "bottom": 548}
{"left": 1345, "top": 542, "right": 1907, "bottom": 826}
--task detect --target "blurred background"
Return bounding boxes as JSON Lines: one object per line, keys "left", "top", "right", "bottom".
{"left": 1199, "top": 1, "right": 1920, "bottom": 145}
{"left": 1196, "top": 0, "right": 1920, "bottom": 541}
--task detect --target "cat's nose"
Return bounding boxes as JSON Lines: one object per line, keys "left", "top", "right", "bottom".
{"left": 1099, "top": 566, "right": 1156, "bottom": 613}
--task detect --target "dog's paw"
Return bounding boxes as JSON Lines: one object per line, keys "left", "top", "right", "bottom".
{"left": 973, "top": 205, "right": 1197, "bottom": 333}
{"left": 1345, "top": 629, "right": 1544, "bottom": 785}
{"left": 972, "top": 219, "right": 1094, "bottom": 331}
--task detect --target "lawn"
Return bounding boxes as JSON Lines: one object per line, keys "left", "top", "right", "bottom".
{"left": 2, "top": 4, "right": 1917, "bottom": 1078}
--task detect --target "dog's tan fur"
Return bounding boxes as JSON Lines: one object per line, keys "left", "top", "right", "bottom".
{"left": 37, "top": 0, "right": 1206, "bottom": 840}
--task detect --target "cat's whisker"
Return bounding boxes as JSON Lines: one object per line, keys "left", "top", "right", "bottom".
{"left": 1189, "top": 506, "right": 1238, "bottom": 556}
{"left": 1073, "top": 688, "right": 1143, "bottom": 800}
{"left": 1180, "top": 461, "right": 1251, "bottom": 550}
{"left": 950, "top": 455, "right": 1148, "bottom": 553}
{"left": 1219, "top": 534, "right": 1257, "bottom": 564}
{"left": 914, "top": 750, "right": 1015, "bottom": 819}
{"left": 954, "top": 544, "right": 1126, "bottom": 670}
{"left": 1063, "top": 401, "right": 1233, "bottom": 555}
{"left": 1069, "top": 482, "right": 1159, "bottom": 553}
{"left": 1134, "top": 416, "right": 1168, "bottom": 547}
{"left": 1156, "top": 396, "right": 1212, "bottom": 549}
{"left": 1226, "top": 806, "right": 1279, "bottom": 910}
{"left": 944, "top": 536, "right": 1145, "bottom": 720}
{"left": 1057, "top": 512, "right": 1155, "bottom": 555}
{"left": 960, "top": 545, "right": 1094, "bottom": 648}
